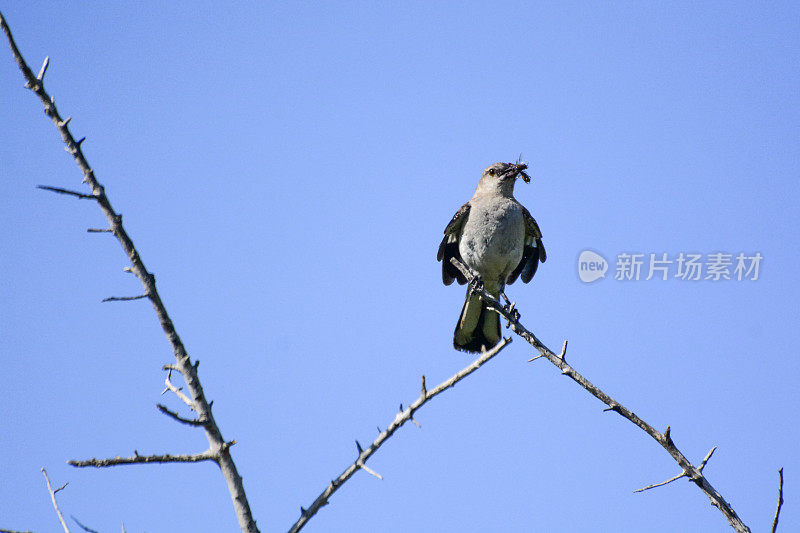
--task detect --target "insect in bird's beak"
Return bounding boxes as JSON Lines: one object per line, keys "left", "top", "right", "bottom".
{"left": 507, "top": 161, "right": 530, "bottom": 183}
{"left": 513, "top": 155, "right": 531, "bottom": 183}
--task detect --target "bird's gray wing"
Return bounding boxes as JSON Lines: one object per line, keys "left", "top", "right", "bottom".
{"left": 437, "top": 202, "right": 471, "bottom": 285}
{"left": 507, "top": 205, "right": 546, "bottom": 285}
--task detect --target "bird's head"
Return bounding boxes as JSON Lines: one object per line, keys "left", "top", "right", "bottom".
{"left": 475, "top": 162, "right": 530, "bottom": 196}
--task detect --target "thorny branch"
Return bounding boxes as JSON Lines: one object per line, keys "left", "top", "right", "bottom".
{"left": 288, "top": 337, "right": 512, "bottom": 533}
{"left": 449, "top": 256, "right": 752, "bottom": 533}
{"left": 0, "top": 12, "right": 258, "bottom": 533}
{"left": 42, "top": 469, "right": 70, "bottom": 533}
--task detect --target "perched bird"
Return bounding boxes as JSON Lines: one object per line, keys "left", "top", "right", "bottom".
{"left": 437, "top": 162, "right": 546, "bottom": 353}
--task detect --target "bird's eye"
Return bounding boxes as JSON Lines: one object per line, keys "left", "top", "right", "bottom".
{"left": 488, "top": 168, "right": 496, "bottom": 175}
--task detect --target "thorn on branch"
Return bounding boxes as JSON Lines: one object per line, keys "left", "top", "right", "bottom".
{"left": 36, "top": 56, "right": 49, "bottom": 80}
{"left": 357, "top": 461, "right": 383, "bottom": 480}
{"left": 662, "top": 426, "right": 673, "bottom": 446}
{"left": 355, "top": 440, "right": 363, "bottom": 454}
{"left": 527, "top": 354, "right": 545, "bottom": 362}
{"left": 698, "top": 446, "right": 717, "bottom": 473}
{"left": 37, "top": 185, "right": 96, "bottom": 200}
{"left": 58, "top": 116, "right": 71, "bottom": 128}
{"left": 559, "top": 340, "right": 568, "bottom": 362}
{"left": 421, "top": 375, "right": 427, "bottom": 397}
{"left": 771, "top": 467, "right": 784, "bottom": 533}
{"left": 87, "top": 228, "right": 112, "bottom": 233}
{"left": 75, "top": 136, "right": 85, "bottom": 147}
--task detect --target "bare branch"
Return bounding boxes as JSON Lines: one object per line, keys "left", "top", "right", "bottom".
{"left": 1, "top": 13, "right": 258, "bottom": 532}
{"left": 289, "top": 337, "right": 511, "bottom": 533}
{"left": 0, "top": 529, "right": 34, "bottom": 533}
{"left": 101, "top": 294, "right": 148, "bottom": 302}
{"left": 449, "top": 257, "right": 751, "bottom": 533}
{"left": 37, "top": 185, "right": 96, "bottom": 200}
{"left": 41, "top": 468, "right": 70, "bottom": 533}
{"left": 71, "top": 516, "right": 100, "bottom": 533}
{"left": 633, "top": 472, "right": 686, "bottom": 493}
{"left": 68, "top": 449, "right": 217, "bottom": 467}
{"left": 771, "top": 468, "right": 784, "bottom": 533}
{"left": 157, "top": 403, "right": 205, "bottom": 427}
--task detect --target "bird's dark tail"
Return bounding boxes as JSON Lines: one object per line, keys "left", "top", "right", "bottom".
{"left": 453, "top": 292, "right": 501, "bottom": 353}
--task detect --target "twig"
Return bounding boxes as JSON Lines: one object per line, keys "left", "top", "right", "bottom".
{"left": 71, "top": 516, "right": 100, "bottom": 533}
{"left": 41, "top": 468, "right": 70, "bottom": 533}
{"left": 634, "top": 446, "right": 717, "bottom": 493}
{"left": 449, "top": 257, "right": 751, "bottom": 533}
{"left": 0, "top": 529, "right": 34, "bottom": 533}
{"left": 101, "top": 294, "right": 148, "bottom": 302}
{"left": 69, "top": 449, "right": 218, "bottom": 467}
{"left": 37, "top": 185, "right": 96, "bottom": 200}
{"left": 157, "top": 403, "right": 205, "bottom": 426}
{"left": 0, "top": 13, "right": 258, "bottom": 533}
{"left": 288, "top": 337, "right": 511, "bottom": 533}
{"left": 771, "top": 468, "right": 784, "bottom": 533}
{"left": 162, "top": 368, "right": 195, "bottom": 408}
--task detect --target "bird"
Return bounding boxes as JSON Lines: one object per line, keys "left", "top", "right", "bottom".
{"left": 437, "top": 162, "right": 546, "bottom": 353}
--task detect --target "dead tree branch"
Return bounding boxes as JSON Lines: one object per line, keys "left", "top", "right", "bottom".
{"left": 289, "top": 337, "right": 512, "bottom": 533}
{"left": 0, "top": 12, "right": 258, "bottom": 533}
{"left": 42, "top": 468, "right": 70, "bottom": 533}
{"left": 69, "top": 448, "right": 221, "bottom": 467}
{"left": 449, "top": 256, "right": 751, "bottom": 533}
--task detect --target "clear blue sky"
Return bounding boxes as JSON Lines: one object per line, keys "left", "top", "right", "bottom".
{"left": 2, "top": 2, "right": 798, "bottom": 532}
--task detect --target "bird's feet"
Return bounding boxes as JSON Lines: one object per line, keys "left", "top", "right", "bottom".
{"left": 499, "top": 291, "right": 521, "bottom": 326}
{"left": 468, "top": 275, "right": 485, "bottom": 294}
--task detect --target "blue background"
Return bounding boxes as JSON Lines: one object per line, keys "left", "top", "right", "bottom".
{"left": 2, "top": 3, "right": 798, "bottom": 532}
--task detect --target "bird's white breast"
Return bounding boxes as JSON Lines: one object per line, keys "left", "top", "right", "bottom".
{"left": 459, "top": 197, "right": 524, "bottom": 288}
